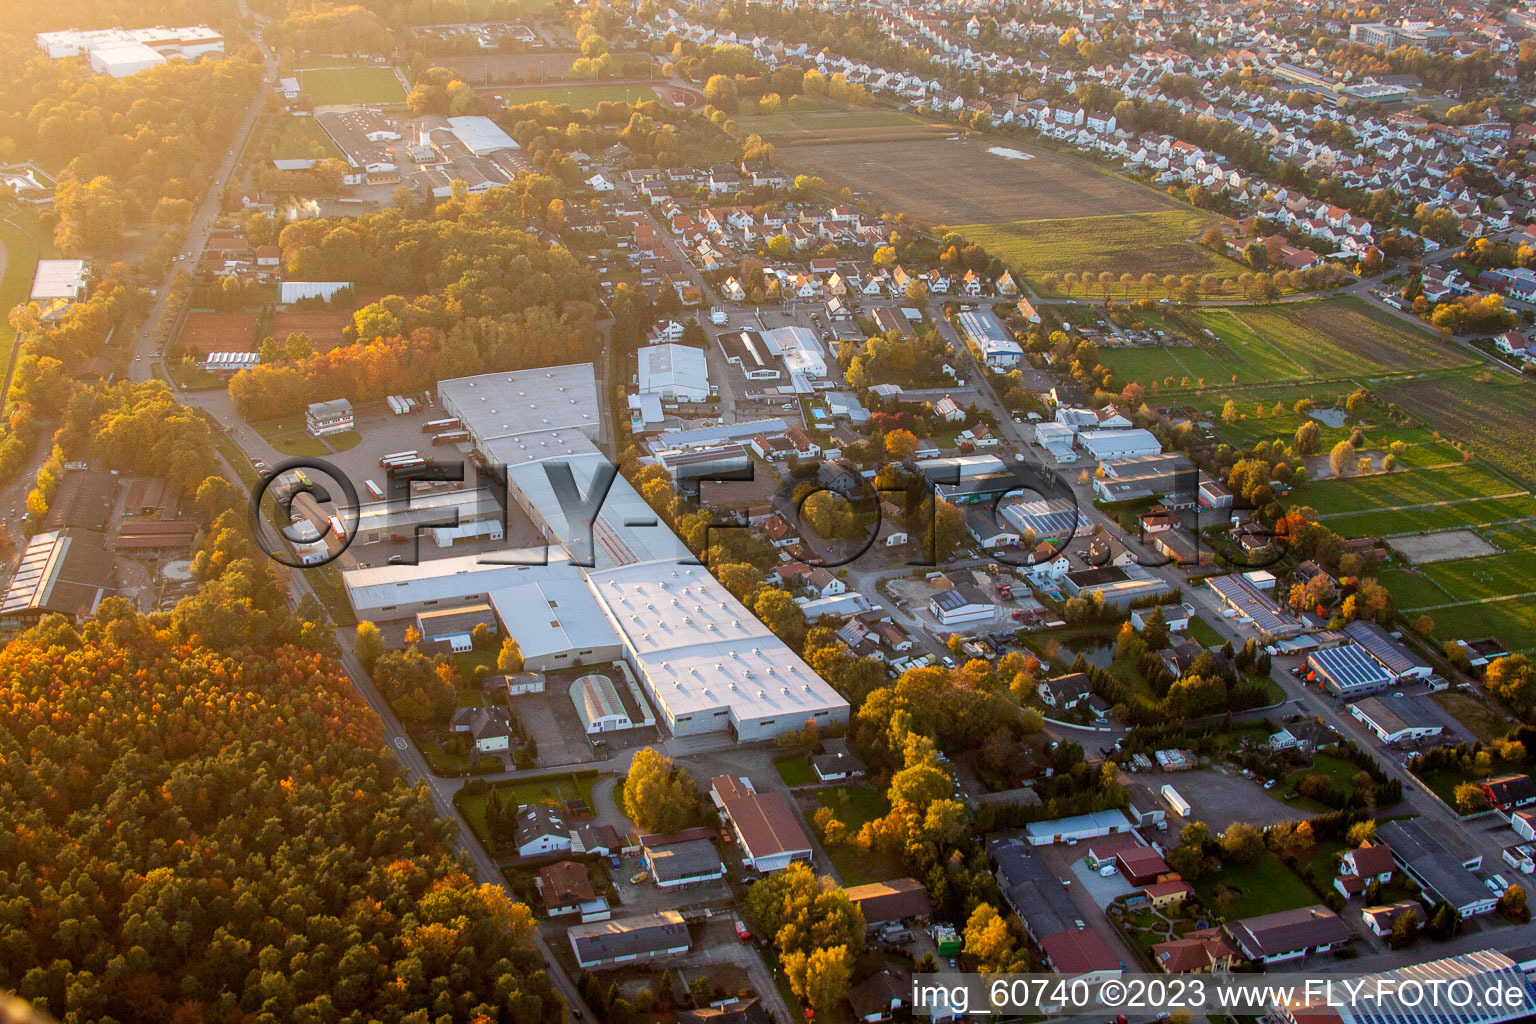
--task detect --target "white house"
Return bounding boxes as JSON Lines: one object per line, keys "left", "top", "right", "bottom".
{"left": 513, "top": 805, "right": 572, "bottom": 857}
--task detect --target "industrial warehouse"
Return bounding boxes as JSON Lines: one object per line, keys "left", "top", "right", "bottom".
{"left": 341, "top": 364, "right": 849, "bottom": 742}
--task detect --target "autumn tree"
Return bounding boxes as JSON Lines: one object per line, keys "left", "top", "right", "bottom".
{"left": 621, "top": 746, "right": 701, "bottom": 834}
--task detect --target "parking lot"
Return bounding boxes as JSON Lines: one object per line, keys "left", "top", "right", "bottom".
{"left": 1152, "top": 767, "right": 1318, "bottom": 833}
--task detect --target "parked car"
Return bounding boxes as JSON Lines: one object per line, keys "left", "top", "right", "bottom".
{"left": 734, "top": 919, "right": 751, "bottom": 941}
{"left": 629, "top": 870, "right": 649, "bottom": 885}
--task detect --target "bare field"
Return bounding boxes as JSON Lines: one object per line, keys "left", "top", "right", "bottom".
{"left": 178, "top": 311, "right": 260, "bottom": 353}
{"left": 447, "top": 52, "right": 579, "bottom": 83}
{"left": 1389, "top": 530, "right": 1500, "bottom": 564}
{"left": 271, "top": 311, "right": 352, "bottom": 350}
{"left": 782, "top": 135, "right": 1175, "bottom": 225}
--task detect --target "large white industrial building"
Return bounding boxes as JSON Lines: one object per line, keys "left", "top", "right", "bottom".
{"left": 343, "top": 363, "right": 849, "bottom": 741}
{"left": 37, "top": 26, "right": 224, "bottom": 77}
{"left": 637, "top": 343, "right": 709, "bottom": 401}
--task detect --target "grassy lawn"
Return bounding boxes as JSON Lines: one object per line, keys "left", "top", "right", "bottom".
{"left": 324, "top": 429, "right": 362, "bottom": 452}
{"left": 814, "top": 785, "right": 906, "bottom": 885}
{"left": 267, "top": 113, "right": 342, "bottom": 161}
{"left": 249, "top": 416, "right": 332, "bottom": 456}
{"left": 957, "top": 209, "right": 1244, "bottom": 290}
{"left": 503, "top": 83, "right": 659, "bottom": 109}
{"left": 305, "top": 562, "right": 356, "bottom": 626}
{"left": 1287, "top": 464, "right": 1525, "bottom": 518}
{"left": 1195, "top": 850, "right": 1316, "bottom": 919}
{"left": 1432, "top": 691, "right": 1513, "bottom": 744}
{"left": 453, "top": 649, "right": 496, "bottom": 680}
{"left": 774, "top": 755, "right": 816, "bottom": 787}
{"left": 1426, "top": 600, "right": 1536, "bottom": 654}
{"left": 1419, "top": 525, "right": 1536, "bottom": 604}
{"left": 1184, "top": 616, "right": 1225, "bottom": 648}
{"left": 297, "top": 66, "right": 406, "bottom": 105}
{"left": 1378, "top": 568, "right": 1454, "bottom": 610}
{"left": 459, "top": 771, "right": 606, "bottom": 847}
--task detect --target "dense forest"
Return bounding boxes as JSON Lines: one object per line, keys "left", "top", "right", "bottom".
{"left": 0, "top": 52, "right": 260, "bottom": 256}
{"left": 227, "top": 185, "right": 599, "bottom": 419}
{"left": 0, "top": 605, "right": 561, "bottom": 1024}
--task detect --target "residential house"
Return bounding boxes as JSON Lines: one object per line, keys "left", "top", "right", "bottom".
{"left": 513, "top": 805, "right": 572, "bottom": 857}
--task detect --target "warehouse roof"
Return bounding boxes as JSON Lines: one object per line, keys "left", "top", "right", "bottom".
{"left": 447, "top": 115, "right": 520, "bottom": 154}
{"left": 438, "top": 364, "right": 600, "bottom": 443}
{"left": 1344, "top": 619, "right": 1427, "bottom": 678}
{"left": 487, "top": 577, "right": 620, "bottom": 659}
{"left": 1309, "top": 643, "right": 1393, "bottom": 693}
{"left": 586, "top": 561, "right": 848, "bottom": 726}
{"left": 1352, "top": 695, "right": 1442, "bottom": 736}
{"left": 637, "top": 342, "right": 709, "bottom": 395}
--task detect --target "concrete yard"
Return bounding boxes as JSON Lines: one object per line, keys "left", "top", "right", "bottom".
{"left": 1389, "top": 529, "right": 1500, "bottom": 564}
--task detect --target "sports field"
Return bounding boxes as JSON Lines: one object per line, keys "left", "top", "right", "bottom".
{"left": 178, "top": 311, "right": 261, "bottom": 354}
{"left": 1382, "top": 525, "right": 1536, "bottom": 653}
{"left": 297, "top": 66, "right": 406, "bottom": 106}
{"left": 786, "top": 135, "right": 1176, "bottom": 225}
{"left": 1288, "top": 463, "right": 1527, "bottom": 519}
{"left": 271, "top": 310, "right": 352, "bottom": 351}
{"left": 957, "top": 209, "right": 1245, "bottom": 289}
{"left": 502, "top": 83, "right": 659, "bottom": 109}
{"left": 737, "top": 107, "right": 948, "bottom": 144}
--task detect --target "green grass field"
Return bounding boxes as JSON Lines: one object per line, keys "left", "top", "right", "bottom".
{"left": 1289, "top": 464, "right": 1526, "bottom": 518}
{"left": 1321, "top": 494, "right": 1536, "bottom": 537}
{"left": 1416, "top": 527, "right": 1536, "bottom": 606}
{"left": 503, "top": 83, "right": 659, "bottom": 109}
{"left": 297, "top": 66, "right": 406, "bottom": 106}
{"left": 815, "top": 786, "right": 902, "bottom": 886}
{"left": 774, "top": 755, "right": 815, "bottom": 787}
{"left": 956, "top": 209, "right": 1244, "bottom": 290}
{"left": 1194, "top": 850, "right": 1317, "bottom": 919}
{"left": 1200, "top": 298, "right": 1468, "bottom": 377}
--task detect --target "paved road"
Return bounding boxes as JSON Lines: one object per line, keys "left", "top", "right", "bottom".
{"left": 131, "top": 19, "right": 277, "bottom": 383}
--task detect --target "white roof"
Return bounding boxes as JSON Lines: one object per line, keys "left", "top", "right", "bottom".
{"left": 637, "top": 343, "right": 708, "bottom": 394}
{"left": 1078, "top": 428, "right": 1160, "bottom": 457}
{"left": 447, "top": 115, "right": 520, "bottom": 155}
{"left": 763, "top": 325, "right": 827, "bottom": 377}
{"left": 502, "top": 452, "right": 689, "bottom": 568}
{"left": 438, "top": 364, "right": 599, "bottom": 443}
{"left": 343, "top": 550, "right": 574, "bottom": 614}
{"left": 30, "top": 259, "right": 86, "bottom": 301}
{"left": 487, "top": 576, "right": 620, "bottom": 660}
{"left": 587, "top": 561, "right": 848, "bottom": 727}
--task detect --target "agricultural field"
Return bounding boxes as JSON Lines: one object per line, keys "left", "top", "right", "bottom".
{"left": 787, "top": 135, "right": 1176, "bottom": 225}
{"left": 1323, "top": 494, "right": 1536, "bottom": 538}
{"left": 1202, "top": 299, "right": 1470, "bottom": 377}
{"left": 1378, "top": 366, "right": 1536, "bottom": 489}
{"left": 0, "top": 215, "right": 53, "bottom": 398}
{"left": 956, "top": 209, "right": 1242, "bottom": 287}
{"left": 296, "top": 66, "right": 407, "bottom": 106}
{"left": 501, "top": 83, "right": 659, "bottom": 109}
